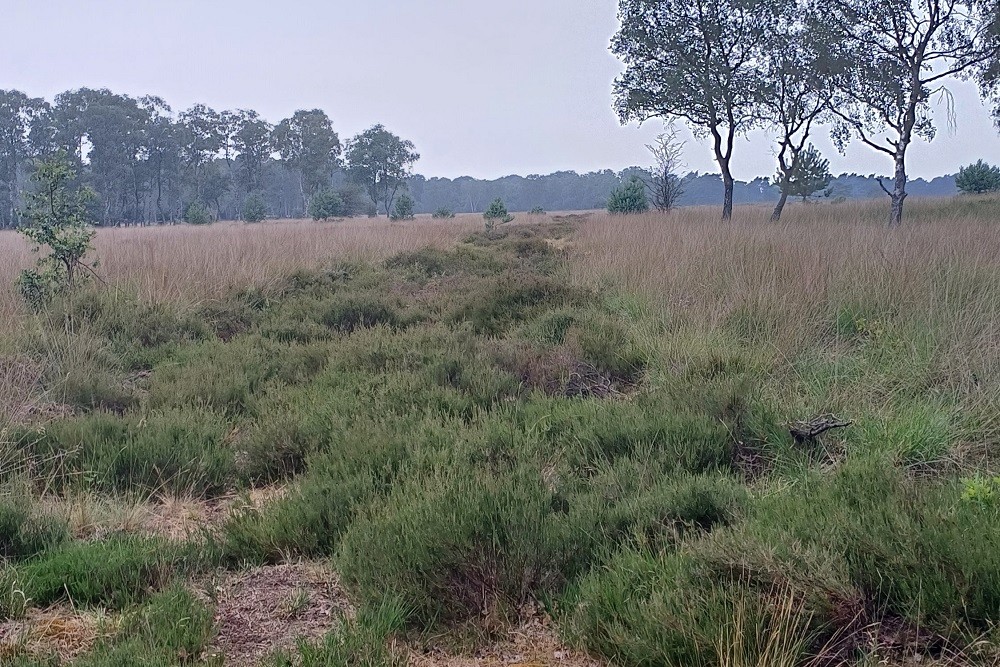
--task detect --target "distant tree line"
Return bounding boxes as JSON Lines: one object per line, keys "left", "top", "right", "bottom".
{"left": 408, "top": 169, "right": 960, "bottom": 214}
{"left": 0, "top": 88, "right": 418, "bottom": 228}
{"left": 0, "top": 84, "right": 985, "bottom": 230}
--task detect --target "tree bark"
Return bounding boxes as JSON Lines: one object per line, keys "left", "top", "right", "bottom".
{"left": 721, "top": 164, "right": 734, "bottom": 221}
{"left": 888, "top": 152, "right": 907, "bottom": 229}
{"left": 771, "top": 191, "right": 789, "bottom": 222}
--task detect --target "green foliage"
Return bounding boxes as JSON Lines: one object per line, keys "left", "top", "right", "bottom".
{"left": 389, "top": 193, "right": 415, "bottom": 221}
{"left": 955, "top": 159, "right": 1000, "bottom": 194}
{"left": 431, "top": 207, "right": 455, "bottom": 219}
{"left": 242, "top": 192, "right": 268, "bottom": 222}
{"left": 16, "top": 152, "right": 97, "bottom": 309}
{"left": 13, "top": 407, "right": 236, "bottom": 495}
{"left": 607, "top": 176, "right": 649, "bottom": 215}
{"left": 272, "top": 109, "right": 342, "bottom": 204}
{"left": 122, "top": 584, "right": 216, "bottom": 664}
{"left": 338, "top": 463, "right": 585, "bottom": 628}
{"left": 779, "top": 144, "right": 832, "bottom": 201}
{"left": 322, "top": 297, "right": 401, "bottom": 333}
{"left": 266, "top": 599, "right": 407, "bottom": 667}
{"left": 483, "top": 198, "right": 514, "bottom": 231}
{"left": 183, "top": 201, "right": 212, "bottom": 225}
{"left": 346, "top": 125, "right": 420, "bottom": 215}
{"left": 528, "top": 206, "right": 547, "bottom": 215}
{"left": 961, "top": 474, "right": 1000, "bottom": 507}
{"left": 0, "top": 499, "right": 69, "bottom": 561}
{"left": 7, "top": 537, "right": 182, "bottom": 610}
{"left": 52, "top": 584, "right": 215, "bottom": 666}
{"left": 309, "top": 189, "right": 345, "bottom": 221}
{"left": 453, "top": 275, "right": 584, "bottom": 335}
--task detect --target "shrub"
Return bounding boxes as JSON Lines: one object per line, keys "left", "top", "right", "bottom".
{"left": 338, "top": 463, "right": 591, "bottom": 629}
{"left": 309, "top": 190, "right": 345, "bottom": 221}
{"left": 322, "top": 297, "right": 400, "bottom": 333}
{"left": 183, "top": 202, "right": 212, "bottom": 225}
{"left": 607, "top": 176, "right": 649, "bottom": 214}
{"left": 0, "top": 499, "right": 69, "bottom": 560}
{"left": 565, "top": 549, "right": 821, "bottom": 667}
{"left": 453, "top": 275, "right": 584, "bottom": 336}
{"left": 242, "top": 192, "right": 268, "bottom": 222}
{"left": 483, "top": 198, "right": 514, "bottom": 231}
{"left": 431, "top": 207, "right": 455, "bottom": 219}
{"left": 385, "top": 246, "right": 499, "bottom": 279}
{"left": 18, "top": 407, "right": 236, "bottom": 495}
{"left": 16, "top": 153, "right": 97, "bottom": 310}
{"left": 389, "top": 194, "right": 415, "bottom": 221}
{"left": 265, "top": 599, "right": 406, "bottom": 667}
{"left": 528, "top": 206, "right": 547, "bottom": 215}
{"left": 955, "top": 159, "right": 1000, "bottom": 194}
{"left": 11, "top": 537, "right": 181, "bottom": 609}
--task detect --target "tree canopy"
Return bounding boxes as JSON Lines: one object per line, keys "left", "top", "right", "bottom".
{"left": 346, "top": 125, "right": 420, "bottom": 216}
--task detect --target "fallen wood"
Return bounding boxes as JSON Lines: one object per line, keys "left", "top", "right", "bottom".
{"left": 789, "top": 414, "right": 852, "bottom": 444}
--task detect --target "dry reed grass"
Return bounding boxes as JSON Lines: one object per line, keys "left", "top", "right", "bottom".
{"left": 0, "top": 217, "right": 477, "bottom": 335}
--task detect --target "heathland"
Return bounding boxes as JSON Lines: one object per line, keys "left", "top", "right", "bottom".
{"left": 2, "top": 199, "right": 1000, "bottom": 666}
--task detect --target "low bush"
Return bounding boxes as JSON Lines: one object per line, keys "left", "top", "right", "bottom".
{"left": 453, "top": 275, "right": 586, "bottom": 336}
{"left": 565, "top": 549, "right": 821, "bottom": 667}
{"left": 321, "top": 297, "right": 401, "bottom": 333}
{"left": 9, "top": 537, "right": 182, "bottom": 610}
{"left": 338, "top": 462, "right": 593, "bottom": 629}
{"left": 16, "top": 407, "right": 235, "bottom": 495}
{"left": 266, "top": 599, "right": 407, "bottom": 666}
{"left": 0, "top": 498, "right": 69, "bottom": 560}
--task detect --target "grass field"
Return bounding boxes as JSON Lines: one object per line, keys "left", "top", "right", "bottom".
{"left": 1, "top": 199, "right": 999, "bottom": 666}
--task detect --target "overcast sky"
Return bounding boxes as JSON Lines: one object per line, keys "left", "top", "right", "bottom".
{"left": 4, "top": 0, "right": 999, "bottom": 180}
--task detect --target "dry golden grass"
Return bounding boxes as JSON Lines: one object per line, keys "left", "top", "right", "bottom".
{"left": 573, "top": 198, "right": 1000, "bottom": 353}
{"left": 0, "top": 217, "right": 477, "bottom": 336}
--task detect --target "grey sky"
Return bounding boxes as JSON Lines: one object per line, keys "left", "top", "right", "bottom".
{"left": 4, "top": 0, "right": 998, "bottom": 180}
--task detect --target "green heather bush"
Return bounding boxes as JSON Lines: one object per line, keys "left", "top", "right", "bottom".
{"left": 0, "top": 498, "right": 69, "bottom": 560}
{"left": 124, "top": 584, "right": 216, "bottom": 662}
{"left": 28, "top": 325, "right": 135, "bottom": 412}
{"left": 16, "top": 408, "right": 235, "bottom": 495}
{"left": 59, "top": 585, "right": 215, "bottom": 666}
{"left": 321, "top": 296, "right": 400, "bottom": 333}
{"left": 565, "top": 548, "right": 820, "bottom": 667}
{"left": 453, "top": 275, "right": 585, "bottom": 335}
{"left": 385, "top": 246, "right": 500, "bottom": 279}
{"left": 266, "top": 599, "right": 407, "bottom": 667}
{"left": 8, "top": 537, "right": 182, "bottom": 610}
{"left": 338, "top": 462, "right": 592, "bottom": 628}
{"left": 220, "top": 414, "right": 437, "bottom": 564}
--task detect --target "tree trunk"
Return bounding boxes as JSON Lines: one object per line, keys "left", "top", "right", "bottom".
{"left": 771, "top": 191, "right": 789, "bottom": 222}
{"left": 710, "top": 123, "right": 736, "bottom": 222}
{"left": 888, "top": 153, "right": 906, "bottom": 229}
{"left": 721, "top": 166, "right": 734, "bottom": 222}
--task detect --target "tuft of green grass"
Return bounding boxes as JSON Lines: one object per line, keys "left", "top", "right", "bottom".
{"left": 4, "top": 537, "right": 186, "bottom": 612}
{"left": 265, "top": 598, "right": 407, "bottom": 667}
